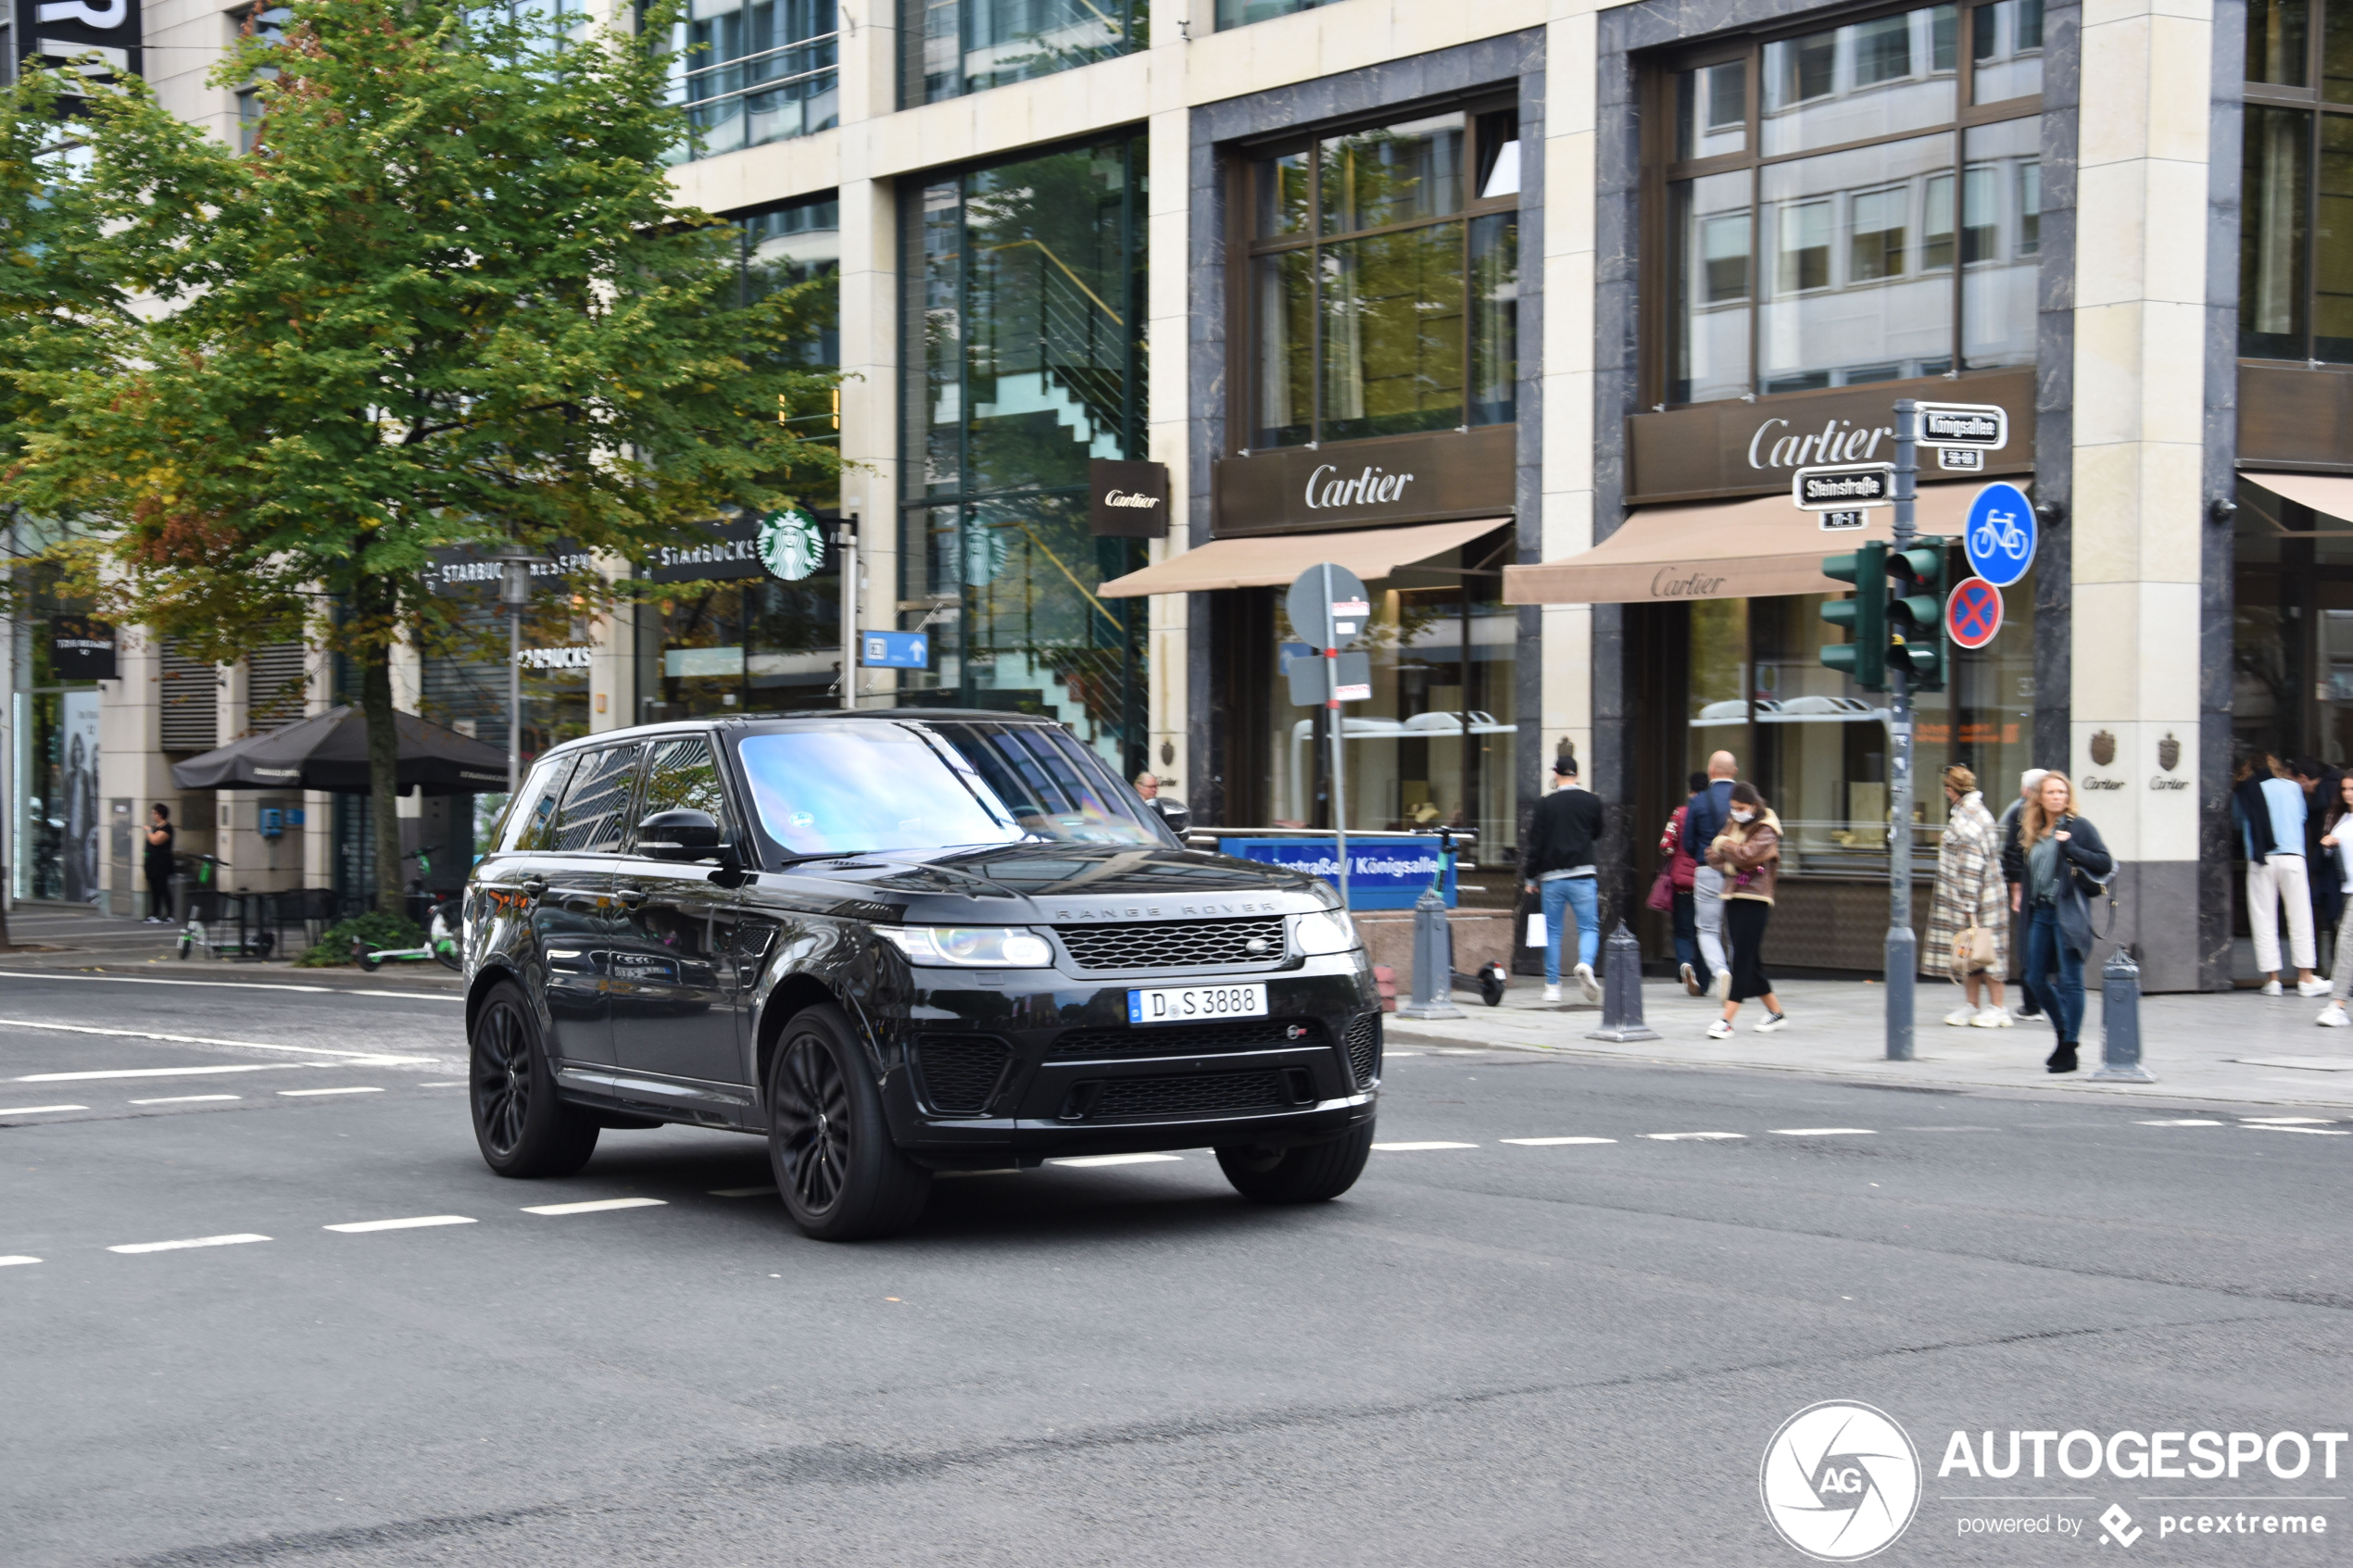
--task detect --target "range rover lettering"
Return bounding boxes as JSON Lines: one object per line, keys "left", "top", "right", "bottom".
{"left": 463, "top": 712, "right": 1382, "bottom": 1239}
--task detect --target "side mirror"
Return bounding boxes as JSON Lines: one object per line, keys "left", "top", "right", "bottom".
{"left": 637, "top": 808, "right": 723, "bottom": 861}
{"left": 1150, "top": 796, "right": 1190, "bottom": 837}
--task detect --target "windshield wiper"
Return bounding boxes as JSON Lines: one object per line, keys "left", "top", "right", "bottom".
{"left": 774, "top": 848, "right": 880, "bottom": 868}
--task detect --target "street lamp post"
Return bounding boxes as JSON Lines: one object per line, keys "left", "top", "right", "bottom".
{"left": 491, "top": 547, "right": 544, "bottom": 797}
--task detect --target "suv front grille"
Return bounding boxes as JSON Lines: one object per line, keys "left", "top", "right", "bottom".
{"left": 1049, "top": 1018, "right": 1326, "bottom": 1060}
{"left": 912, "top": 1035, "right": 1011, "bottom": 1116}
{"left": 1054, "top": 916, "right": 1288, "bottom": 972}
{"left": 1345, "top": 1013, "right": 1381, "bottom": 1088}
{"left": 1082, "top": 1070, "right": 1293, "bottom": 1121}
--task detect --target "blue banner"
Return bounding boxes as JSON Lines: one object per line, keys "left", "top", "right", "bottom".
{"left": 1217, "top": 836, "right": 1456, "bottom": 910}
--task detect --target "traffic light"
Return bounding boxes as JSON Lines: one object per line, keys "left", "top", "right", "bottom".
{"left": 1886, "top": 535, "right": 1947, "bottom": 693}
{"left": 1819, "top": 541, "right": 1887, "bottom": 691}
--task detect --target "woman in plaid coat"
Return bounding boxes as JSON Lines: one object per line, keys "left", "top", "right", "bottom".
{"left": 1928, "top": 764, "right": 2011, "bottom": 1027}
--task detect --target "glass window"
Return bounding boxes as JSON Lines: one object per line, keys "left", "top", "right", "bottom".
{"left": 898, "top": 137, "right": 1149, "bottom": 776}
{"left": 1657, "top": 4, "right": 2032, "bottom": 406}
{"left": 2251, "top": 0, "right": 2311, "bottom": 87}
{"left": 636, "top": 737, "right": 735, "bottom": 839}
{"left": 1245, "top": 106, "right": 1519, "bottom": 448}
{"left": 667, "top": 0, "right": 837, "bottom": 163}
{"left": 503, "top": 755, "right": 580, "bottom": 853}
{"left": 903, "top": 0, "right": 1143, "bottom": 107}
{"left": 2240, "top": 0, "right": 2353, "bottom": 360}
{"left": 2245, "top": 106, "right": 2313, "bottom": 358}
{"left": 549, "top": 746, "right": 644, "bottom": 854}
{"left": 735, "top": 721, "right": 1160, "bottom": 855}
{"left": 1215, "top": 0, "right": 1340, "bottom": 26}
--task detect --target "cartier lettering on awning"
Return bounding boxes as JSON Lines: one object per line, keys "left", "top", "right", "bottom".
{"left": 1214, "top": 424, "right": 1514, "bottom": 536}
{"left": 1625, "top": 369, "right": 2034, "bottom": 506}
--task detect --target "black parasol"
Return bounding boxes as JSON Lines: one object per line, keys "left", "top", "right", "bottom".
{"left": 170, "top": 705, "right": 511, "bottom": 796}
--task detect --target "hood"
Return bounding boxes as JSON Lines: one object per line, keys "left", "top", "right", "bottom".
{"left": 768, "top": 841, "right": 1333, "bottom": 922}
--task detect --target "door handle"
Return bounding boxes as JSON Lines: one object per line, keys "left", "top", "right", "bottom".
{"left": 615, "top": 887, "right": 648, "bottom": 910}
{"left": 519, "top": 877, "right": 548, "bottom": 902}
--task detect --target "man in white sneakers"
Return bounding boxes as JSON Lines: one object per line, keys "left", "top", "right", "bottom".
{"left": 1522, "top": 753, "right": 1606, "bottom": 1004}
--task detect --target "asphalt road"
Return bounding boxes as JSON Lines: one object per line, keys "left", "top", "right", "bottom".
{"left": 2, "top": 967, "right": 2347, "bottom": 1566}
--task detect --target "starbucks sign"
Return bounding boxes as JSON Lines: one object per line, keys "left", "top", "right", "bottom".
{"left": 758, "top": 506, "right": 825, "bottom": 582}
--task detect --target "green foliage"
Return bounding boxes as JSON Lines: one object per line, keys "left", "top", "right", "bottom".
{"left": 296, "top": 909, "right": 423, "bottom": 967}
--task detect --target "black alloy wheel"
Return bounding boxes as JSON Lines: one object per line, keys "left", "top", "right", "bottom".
{"left": 470, "top": 979, "right": 599, "bottom": 1177}
{"left": 1215, "top": 1120, "right": 1376, "bottom": 1204}
{"left": 766, "top": 1004, "right": 932, "bottom": 1242}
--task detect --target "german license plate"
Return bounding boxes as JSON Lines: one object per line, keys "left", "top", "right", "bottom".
{"left": 1127, "top": 984, "right": 1267, "bottom": 1025}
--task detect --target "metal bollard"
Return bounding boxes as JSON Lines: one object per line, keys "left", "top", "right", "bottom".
{"left": 1586, "top": 922, "right": 1661, "bottom": 1043}
{"left": 1394, "top": 884, "right": 1466, "bottom": 1020}
{"left": 2088, "top": 946, "right": 2156, "bottom": 1083}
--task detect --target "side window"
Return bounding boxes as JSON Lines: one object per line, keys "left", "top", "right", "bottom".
{"left": 548, "top": 745, "right": 644, "bottom": 854}
{"left": 501, "top": 755, "right": 579, "bottom": 854}
{"left": 635, "top": 736, "right": 734, "bottom": 845}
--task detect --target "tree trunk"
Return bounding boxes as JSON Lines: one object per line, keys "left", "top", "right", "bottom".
{"left": 359, "top": 640, "right": 406, "bottom": 922}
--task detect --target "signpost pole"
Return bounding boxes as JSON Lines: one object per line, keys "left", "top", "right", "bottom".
{"left": 1886, "top": 402, "right": 1919, "bottom": 1062}
{"left": 1322, "top": 562, "right": 1351, "bottom": 912}
{"left": 837, "top": 516, "right": 859, "bottom": 712}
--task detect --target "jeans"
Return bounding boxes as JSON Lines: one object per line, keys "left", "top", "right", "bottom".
{"left": 1671, "top": 889, "right": 1710, "bottom": 987}
{"left": 2247, "top": 853, "right": 2317, "bottom": 972}
{"left": 2022, "top": 904, "right": 2084, "bottom": 1044}
{"left": 1693, "top": 866, "right": 1729, "bottom": 979}
{"left": 1541, "top": 874, "right": 1600, "bottom": 985}
{"left": 2331, "top": 899, "right": 2353, "bottom": 1003}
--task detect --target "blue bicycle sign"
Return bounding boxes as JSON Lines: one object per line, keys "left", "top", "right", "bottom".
{"left": 1963, "top": 482, "right": 2036, "bottom": 587}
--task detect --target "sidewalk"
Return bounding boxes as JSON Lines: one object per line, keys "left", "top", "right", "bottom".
{"left": 0, "top": 903, "right": 463, "bottom": 992}
{"left": 1385, "top": 970, "right": 2353, "bottom": 1111}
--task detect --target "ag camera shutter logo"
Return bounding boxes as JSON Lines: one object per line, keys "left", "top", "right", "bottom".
{"left": 1761, "top": 1401, "right": 1922, "bottom": 1561}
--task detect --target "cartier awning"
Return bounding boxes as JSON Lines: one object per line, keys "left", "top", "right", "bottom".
{"left": 1502, "top": 484, "right": 1994, "bottom": 606}
{"left": 2243, "top": 470, "right": 2353, "bottom": 526}
{"left": 1096, "top": 517, "right": 1506, "bottom": 597}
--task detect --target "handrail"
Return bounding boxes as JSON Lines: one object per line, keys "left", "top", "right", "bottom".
{"left": 678, "top": 31, "right": 837, "bottom": 86}
{"left": 681, "top": 60, "right": 839, "bottom": 109}
{"left": 980, "top": 239, "right": 1125, "bottom": 328}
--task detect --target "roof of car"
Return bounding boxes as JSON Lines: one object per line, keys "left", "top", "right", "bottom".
{"left": 532, "top": 707, "right": 1065, "bottom": 762}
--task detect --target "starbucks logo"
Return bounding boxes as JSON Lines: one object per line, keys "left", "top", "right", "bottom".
{"left": 758, "top": 506, "right": 825, "bottom": 582}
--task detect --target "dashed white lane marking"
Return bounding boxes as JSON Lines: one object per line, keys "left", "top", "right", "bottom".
{"left": 0, "top": 1019, "right": 429, "bottom": 1063}
{"left": 0, "top": 1104, "right": 89, "bottom": 1116}
{"left": 277, "top": 1087, "right": 384, "bottom": 1098}
{"left": 346, "top": 991, "right": 464, "bottom": 1002}
{"left": 522, "top": 1198, "right": 667, "bottom": 1216}
{"left": 2242, "top": 1116, "right": 2336, "bottom": 1124}
{"left": 0, "top": 1255, "right": 40, "bottom": 1266}
{"left": 1049, "top": 1153, "right": 1184, "bottom": 1168}
{"left": 1642, "top": 1132, "right": 1745, "bottom": 1141}
{"left": 1770, "top": 1128, "right": 1877, "bottom": 1136}
{"left": 130, "top": 1094, "right": 242, "bottom": 1105}
{"left": 710, "top": 1185, "right": 777, "bottom": 1198}
{"left": 2244, "top": 1124, "right": 2351, "bottom": 1135}
{"left": 109, "top": 1233, "right": 271, "bottom": 1254}
{"left": 1501, "top": 1136, "right": 1617, "bottom": 1146}
{"left": 324, "top": 1216, "right": 477, "bottom": 1234}
{"left": 420, "top": 1081, "right": 469, "bottom": 1088}
{"left": 16, "top": 1064, "right": 303, "bottom": 1082}
{"left": 2139, "top": 1119, "right": 2225, "bottom": 1126}
{"left": 1371, "top": 1141, "right": 1478, "bottom": 1151}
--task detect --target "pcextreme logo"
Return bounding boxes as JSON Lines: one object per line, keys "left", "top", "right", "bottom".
{"left": 1761, "top": 1401, "right": 1923, "bottom": 1562}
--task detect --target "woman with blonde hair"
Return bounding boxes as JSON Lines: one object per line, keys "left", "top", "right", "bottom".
{"left": 1928, "top": 764, "right": 2009, "bottom": 1026}
{"left": 2014, "top": 770, "right": 2115, "bottom": 1073}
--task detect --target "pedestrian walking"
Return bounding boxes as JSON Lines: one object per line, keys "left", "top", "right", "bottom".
{"left": 1522, "top": 754, "right": 1606, "bottom": 1004}
{"left": 1998, "top": 768, "right": 2047, "bottom": 1019}
{"left": 2233, "top": 751, "right": 2326, "bottom": 997}
{"left": 1928, "top": 765, "right": 2009, "bottom": 1026}
{"left": 2014, "top": 771, "right": 2115, "bottom": 1073}
{"left": 1659, "top": 770, "right": 1711, "bottom": 995}
{"left": 1682, "top": 750, "right": 1738, "bottom": 1000}
{"left": 142, "top": 804, "right": 175, "bottom": 923}
{"left": 2290, "top": 757, "right": 2344, "bottom": 972}
{"left": 2315, "top": 772, "right": 2353, "bottom": 1027}
{"left": 1705, "top": 782, "right": 1786, "bottom": 1037}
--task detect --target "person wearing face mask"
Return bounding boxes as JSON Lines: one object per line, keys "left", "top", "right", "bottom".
{"left": 2014, "top": 770, "right": 2115, "bottom": 1073}
{"left": 1704, "top": 782, "right": 1786, "bottom": 1037}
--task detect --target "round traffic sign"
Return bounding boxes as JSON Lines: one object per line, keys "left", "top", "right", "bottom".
{"left": 1962, "top": 482, "right": 2035, "bottom": 587}
{"left": 1946, "top": 577, "right": 2004, "bottom": 650}
{"left": 1285, "top": 563, "right": 1371, "bottom": 650}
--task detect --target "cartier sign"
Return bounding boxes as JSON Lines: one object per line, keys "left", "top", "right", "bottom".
{"left": 1088, "top": 458, "right": 1169, "bottom": 538}
{"left": 1213, "top": 424, "right": 1515, "bottom": 537}
{"left": 1625, "top": 369, "right": 2034, "bottom": 506}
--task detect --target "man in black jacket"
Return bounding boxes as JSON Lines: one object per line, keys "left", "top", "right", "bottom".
{"left": 1682, "top": 751, "right": 1739, "bottom": 999}
{"left": 1999, "top": 768, "right": 2046, "bottom": 1018}
{"left": 1523, "top": 755, "right": 1607, "bottom": 1004}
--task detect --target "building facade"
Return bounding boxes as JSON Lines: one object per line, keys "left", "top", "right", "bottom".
{"left": 1, "top": 0, "right": 2344, "bottom": 994}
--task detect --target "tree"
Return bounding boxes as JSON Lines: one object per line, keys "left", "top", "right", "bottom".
{"left": 1, "top": 0, "right": 842, "bottom": 914}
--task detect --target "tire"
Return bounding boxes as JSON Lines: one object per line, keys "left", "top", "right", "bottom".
{"left": 1216, "top": 1121, "right": 1377, "bottom": 1204}
{"left": 766, "top": 1004, "right": 931, "bottom": 1241}
{"left": 470, "top": 979, "right": 599, "bottom": 1177}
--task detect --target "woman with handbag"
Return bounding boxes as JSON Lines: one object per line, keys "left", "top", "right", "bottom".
{"left": 2013, "top": 770, "right": 2116, "bottom": 1073}
{"left": 1705, "top": 782, "right": 1787, "bottom": 1037}
{"left": 1928, "top": 765, "right": 2009, "bottom": 1027}
{"left": 1655, "top": 771, "right": 1711, "bottom": 995}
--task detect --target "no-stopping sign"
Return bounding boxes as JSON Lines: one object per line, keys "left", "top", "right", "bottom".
{"left": 1946, "top": 578, "right": 2004, "bottom": 650}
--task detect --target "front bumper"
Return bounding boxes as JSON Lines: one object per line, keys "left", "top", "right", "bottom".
{"left": 878, "top": 952, "right": 1381, "bottom": 1163}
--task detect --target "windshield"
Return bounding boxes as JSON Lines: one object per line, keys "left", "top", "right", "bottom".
{"left": 735, "top": 721, "right": 1164, "bottom": 858}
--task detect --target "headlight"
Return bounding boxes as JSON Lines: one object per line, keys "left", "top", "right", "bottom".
{"left": 1291, "top": 909, "right": 1360, "bottom": 956}
{"left": 875, "top": 926, "right": 1056, "bottom": 967}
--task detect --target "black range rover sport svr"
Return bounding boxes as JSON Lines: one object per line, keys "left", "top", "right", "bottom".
{"left": 463, "top": 711, "right": 1382, "bottom": 1239}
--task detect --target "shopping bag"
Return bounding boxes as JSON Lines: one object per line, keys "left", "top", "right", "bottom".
{"left": 1526, "top": 910, "right": 1547, "bottom": 947}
